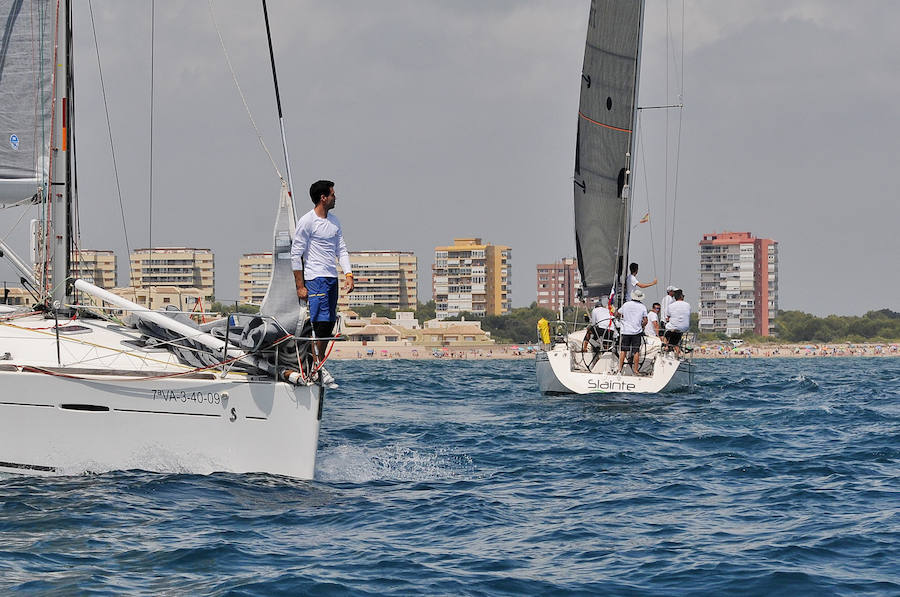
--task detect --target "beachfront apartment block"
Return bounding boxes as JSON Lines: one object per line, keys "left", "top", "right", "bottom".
{"left": 336, "top": 250, "right": 418, "bottom": 312}
{"left": 536, "top": 257, "right": 581, "bottom": 310}
{"left": 237, "top": 250, "right": 418, "bottom": 311}
{"left": 108, "top": 285, "right": 206, "bottom": 312}
{"left": 433, "top": 238, "right": 511, "bottom": 319}
{"left": 34, "top": 249, "right": 118, "bottom": 291}
{"left": 72, "top": 249, "right": 117, "bottom": 289}
{"left": 129, "top": 247, "right": 214, "bottom": 300}
{"left": 239, "top": 252, "right": 273, "bottom": 305}
{"left": 698, "top": 231, "right": 778, "bottom": 336}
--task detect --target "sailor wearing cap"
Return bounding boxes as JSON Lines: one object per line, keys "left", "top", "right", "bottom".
{"left": 616, "top": 289, "right": 648, "bottom": 376}
{"left": 660, "top": 285, "right": 677, "bottom": 334}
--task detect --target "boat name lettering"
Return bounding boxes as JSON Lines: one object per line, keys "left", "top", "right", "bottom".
{"left": 151, "top": 390, "right": 221, "bottom": 404}
{"left": 588, "top": 379, "right": 636, "bottom": 391}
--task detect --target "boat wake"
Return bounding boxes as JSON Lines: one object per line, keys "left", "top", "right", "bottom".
{"left": 315, "top": 444, "right": 475, "bottom": 483}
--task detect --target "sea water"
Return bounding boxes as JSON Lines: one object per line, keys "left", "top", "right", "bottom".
{"left": 1, "top": 357, "right": 897, "bottom": 595}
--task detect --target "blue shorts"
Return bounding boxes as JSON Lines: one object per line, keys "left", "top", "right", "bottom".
{"left": 306, "top": 277, "right": 338, "bottom": 322}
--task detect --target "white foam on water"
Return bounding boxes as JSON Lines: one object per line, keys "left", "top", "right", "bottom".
{"left": 46, "top": 444, "right": 226, "bottom": 477}
{"left": 315, "top": 444, "right": 475, "bottom": 483}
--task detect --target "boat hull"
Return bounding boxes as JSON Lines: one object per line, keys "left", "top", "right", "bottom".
{"left": 0, "top": 369, "right": 323, "bottom": 478}
{"left": 536, "top": 345, "right": 694, "bottom": 395}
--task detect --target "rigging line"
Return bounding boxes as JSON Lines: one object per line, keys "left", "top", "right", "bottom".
{"left": 87, "top": 0, "right": 130, "bottom": 260}
{"left": 663, "top": 0, "right": 669, "bottom": 289}
{"left": 669, "top": 99, "right": 684, "bottom": 287}
{"left": 207, "top": 0, "right": 284, "bottom": 183}
{"left": 148, "top": 0, "right": 154, "bottom": 289}
{"left": 0, "top": 206, "right": 31, "bottom": 247}
{"left": 261, "top": 0, "right": 295, "bottom": 200}
{"left": 635, "top": 111, "right": 658, "bottom": 288}
{"left": 665, "top": 0, "right": 685, "bottom": 285}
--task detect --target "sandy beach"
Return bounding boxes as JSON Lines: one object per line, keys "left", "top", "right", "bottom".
{"left": 328, "top": 342, "right": 899, "bottom": 361}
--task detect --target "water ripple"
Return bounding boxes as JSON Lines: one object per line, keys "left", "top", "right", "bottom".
{"left": 0, "top": 358, "right": 897, "bottom": 595}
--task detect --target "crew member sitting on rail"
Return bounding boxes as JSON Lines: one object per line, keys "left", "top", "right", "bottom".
{"left": 582, "top": 295, "right": 619, "bottom": 369}
{"left": 663, "top": 289, "right": 691, "bottom": 357}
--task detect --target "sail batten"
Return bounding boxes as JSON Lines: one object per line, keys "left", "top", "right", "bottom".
{"left": 0, "top": 0, "right": 54, "bottom": 205}
{"left": 573, "top": 0, "right": 644, "bottom": 300}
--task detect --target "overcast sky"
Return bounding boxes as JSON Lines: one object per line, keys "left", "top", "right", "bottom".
{"left": 1, "top": 0, "right": 897, "bottom": 316}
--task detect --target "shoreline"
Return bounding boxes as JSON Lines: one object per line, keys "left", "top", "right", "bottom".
{"left": 328, "top": 342, "right": 898, "bottom": 361}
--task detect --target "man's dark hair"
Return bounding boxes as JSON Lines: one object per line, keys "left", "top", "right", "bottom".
{"left": 629, "top": 262, "right": 638, "bottom": 274}
{"left": 674, "top": 289, "right": 684, "bottom": 300}
{"left": 652, "top": 302, "right": 661, "bottom": 310}
{"left": 309, "top": 180, "right": 335, "bottom": 205}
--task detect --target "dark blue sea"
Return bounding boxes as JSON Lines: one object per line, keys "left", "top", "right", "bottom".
{"left": 1, "top": 357, "right": 898, "bottom": 595}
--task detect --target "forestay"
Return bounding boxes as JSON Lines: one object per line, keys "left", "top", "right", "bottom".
{"left": 573, "top": 0, "right": 644, "bottom": 299}
{"left": 0, "top": 0, "right": 54, "bottom": 205}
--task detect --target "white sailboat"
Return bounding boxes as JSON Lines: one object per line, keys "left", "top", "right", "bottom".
{"left": 0, "top": 1, "right": 328, "bottom": 477}
{"left": 536, "top": 0, "right": 694, "bottom": 395}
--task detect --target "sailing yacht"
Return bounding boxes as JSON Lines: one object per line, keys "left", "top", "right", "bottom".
{"left": 536, "top": 0, "right": 694, "bottom": 395}
{"left": 0, "top": 1, "right": 328, "bottom": 477}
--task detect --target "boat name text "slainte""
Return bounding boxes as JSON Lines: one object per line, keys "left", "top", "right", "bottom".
{"left": 587, "top": 379, "right": 637, "bottom": 391}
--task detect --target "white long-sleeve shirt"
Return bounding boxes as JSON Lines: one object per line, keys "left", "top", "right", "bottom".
{"left": 291, "top": 209, "right": 351, "bottom": 280}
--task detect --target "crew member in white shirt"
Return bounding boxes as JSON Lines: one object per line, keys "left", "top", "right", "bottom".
{"left": 292, "top": 179, "right": 354, "bottom": 369}
{"left": 616, "top": 289, "right": 648, "bottom": 376}
{"left": 664, "top": 289, "right": 691, "bottom": 356}
{"left": 660, "top": 285, "right": 676, "bottom": 333}
{"left": 623, "top": 262, "right": 657, "bottom": 306}
{"left": 640, "top": 301, "right": 663, "bottom": 365}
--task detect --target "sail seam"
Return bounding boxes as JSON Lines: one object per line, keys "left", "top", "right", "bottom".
{"left": 578, "top": 111, "right": 631, "bottom": 133}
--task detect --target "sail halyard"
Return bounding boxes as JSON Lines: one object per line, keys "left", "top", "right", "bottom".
{"left": 573, "top": 0, "right": 646, "bottom": 304}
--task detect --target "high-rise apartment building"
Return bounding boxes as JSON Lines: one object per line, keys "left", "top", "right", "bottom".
{"left": 37, "top": 249, "right": 117, "bottom": 290}
{"left": 337, "top": 251, "right": 417, "bottom": 311}
{"left": 72, "top": 250, "right": 117, "bottom": 289}
{"left": 129, "top": 247, "right": 214, "bottom": 299}
{"left": 433, "top": 238, "right": 511, "bottom": 319}
{"left": 698, "top": 231, "right": 778, "bottom": 336}
{"left": 239, "top": 252, "right": 273, "bottom": 304}
{"left": 536, "top": 257, "right": 581, "bottom": 310}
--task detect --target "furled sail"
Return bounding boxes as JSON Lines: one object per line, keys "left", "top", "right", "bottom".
{"left": 0, "top": 0, "right": 54, "bottom": 206}
{"left": 573, "top": 0, "right": 644, "bottom": 299}
{"left": 260, "top": 183, "right": 305, "bottom": 335}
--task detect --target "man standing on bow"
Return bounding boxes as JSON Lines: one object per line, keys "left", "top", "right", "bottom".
{"left": 292, "top": 180, "right": 354, "bottom": 367}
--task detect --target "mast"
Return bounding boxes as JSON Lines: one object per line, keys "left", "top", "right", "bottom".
{"left": 618, "top": 0, "right": 646, "bottom": 306}
{"left": 49, "top": 0, "right": 73, "bottom": 307}
{"left": 262, "top": 0, "right": 296, "bottom": 222}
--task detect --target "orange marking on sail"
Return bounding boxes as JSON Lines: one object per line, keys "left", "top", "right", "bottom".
{"left": 578, "top": 111, "right": 631, "bottom": 133}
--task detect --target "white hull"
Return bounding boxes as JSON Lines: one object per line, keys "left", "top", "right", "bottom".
{"left": 0, "top": 314, "right": 323, "bottom": 478}
{"left": 536, "top": 343, "right": 694, "bottom": 395}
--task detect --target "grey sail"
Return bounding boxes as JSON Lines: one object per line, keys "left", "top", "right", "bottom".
{"left": 260, "top": 183, "right": 305, "bottom": 335}
{"left": 0, "top": 0, "right": 54, "bottom": 205}
{"left": 574, "top": 0, "right": 644, "bottom": 300}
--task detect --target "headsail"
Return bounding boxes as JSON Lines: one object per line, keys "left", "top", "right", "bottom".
{"left": 574, "top": 0, "right": 644, "bottom": 300}
{"left": 0, "top": 0, "right": 54, "bottom": 205}
{"left": 260, "top": 182, "right": 305, "bottom": 335}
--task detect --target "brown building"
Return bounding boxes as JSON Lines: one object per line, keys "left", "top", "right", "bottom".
{"left": 536, "top": 257, "right": 581, "bottom": 310}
